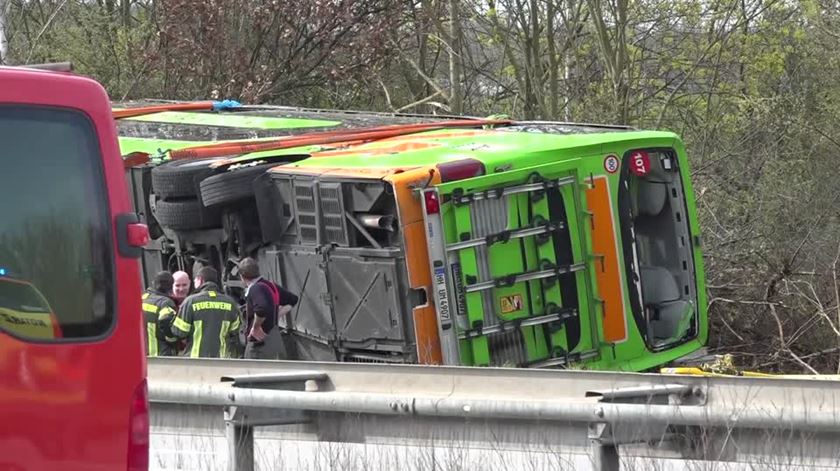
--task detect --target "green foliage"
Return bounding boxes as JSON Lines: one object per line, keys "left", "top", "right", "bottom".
{"left": 7, "top": 0, "right": 840, "bottom": 372}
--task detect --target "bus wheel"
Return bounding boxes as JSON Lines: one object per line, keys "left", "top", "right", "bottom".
{"left": 199, "top": 162, "right": 278, "bottom": 207}
{"left": 154, "top": 198, "right": 221, "bottom": 230}
{"left": 151, "top": 157, "right": 225, "bottom": 199}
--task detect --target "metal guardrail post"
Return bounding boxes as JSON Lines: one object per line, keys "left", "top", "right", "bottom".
{"left": 588, "top": 422, "right": 619, "bottom": 471}
{"left": 225, "top": 406, "right": 254, "bottom": 471}
{"left": 585, "top": 384, "right": 701, "bottom": 470}
{"left": 220, "top": 371, "right": 326, "bottom": 470}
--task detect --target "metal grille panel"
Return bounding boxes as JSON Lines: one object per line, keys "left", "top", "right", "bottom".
{"left": 294, "top": 180, "right": 319, "bottom": 244}
{"left": 319, "top": 182, "right": 348, "bottom": 245}
{"left": 488, "top": 330, "right": 528, "bottom": 366}
{"left": 469, "top": 197, "right": 509, "bottom": 328}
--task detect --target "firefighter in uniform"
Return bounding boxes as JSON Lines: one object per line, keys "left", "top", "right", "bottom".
{"left": 171, "top": 266, "right": 241, "bottom": 358}
{"left": 141, "top": 271, "right": 179, "bottom": 356}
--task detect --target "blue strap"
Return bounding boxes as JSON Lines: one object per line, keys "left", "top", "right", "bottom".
{"left": 212, "top": 99, "right": 242, "bottom": 111}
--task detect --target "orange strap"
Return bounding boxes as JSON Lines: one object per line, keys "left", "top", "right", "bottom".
{"left": 123, "top": 152, "right": 153, "bottom": 168}
{"left": 123, "top": 119, "right": 512, "bottom": 168}
{"left": 169, "top": 119, "right": 512, "bottom": 161}
{"left": 113, "top": 101, "right": 215, "bottom": 119}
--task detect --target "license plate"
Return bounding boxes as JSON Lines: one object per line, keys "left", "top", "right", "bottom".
{"left": 433, "top": 265, "right": 451, "bottom": 321}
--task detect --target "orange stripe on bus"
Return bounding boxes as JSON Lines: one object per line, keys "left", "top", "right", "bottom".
{"left": 586, "top": 176, "right": 628, "bottom": 343}
{"left": 401, "top": 221, "right": 441, "bottom": 364}
{"left": 312, "top": 141, "right": 440, "bottom": 158}
{"left": 386, "top": 167, "right": 443, "bottom": 364}
{"left": 309, "top": 130, "right": 486, "bottom": 158}
{"left": 378, "top": 129, "right": 486, "bottom": 142}
{"left": 267, "top": 166, "right": 409, "bottom": 179}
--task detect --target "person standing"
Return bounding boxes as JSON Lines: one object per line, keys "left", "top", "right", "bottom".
{"left": 170, "top": 266, "right": 241, "bottom": 358}
{"left": 141, "top": 271, "right": 179, "bottom": 356}
{"left": 171, "top": 270, "right": 191, "bottom": 309}
{"left": 169, "top": 270, "right": 192, "bottom": 355}
{"left": 238, "top": 257, "right": 299, "bottom": 360}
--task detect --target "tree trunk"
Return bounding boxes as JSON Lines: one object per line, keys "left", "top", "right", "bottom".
{"left": 448, "top": 0, "right": 463, "bottom": 114}
{"left": 529, "top": 0, "right": 544, "bottom": 118}
{"left": 0, "top": 0, "right": 8, "bottom": 64}
{"left": 546, "top": 0, "right": 559, "bottom": 119}
{"left": 587, "top": 0, "right": 630, "bottom": 124}
{"left": 615, "top": 0, "right": 629, "bottom": 124}
{"left": 563, "top": 3, "right": 574, "bottom": 122}
{"left": 121, "top": 0, "right": 131, "bottom": 26}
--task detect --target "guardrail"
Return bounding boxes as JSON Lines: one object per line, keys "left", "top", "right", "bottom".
{"left": 148, "top": 358, "right": 840, "bottom": 470}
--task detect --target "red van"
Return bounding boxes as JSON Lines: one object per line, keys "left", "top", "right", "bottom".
{"left": 0, "top": 65, "right": 149, "bottom": 470}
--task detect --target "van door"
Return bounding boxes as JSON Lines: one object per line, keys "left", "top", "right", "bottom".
{"left": 422, "top": 159, "right": 600, "bottom": 367}
{"left": 0, "top": 67, "right": 148, "bottom": 470}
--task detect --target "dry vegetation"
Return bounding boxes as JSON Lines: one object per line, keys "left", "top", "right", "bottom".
{"left": 5, "top": 0, "right": 840, "bottom": 372}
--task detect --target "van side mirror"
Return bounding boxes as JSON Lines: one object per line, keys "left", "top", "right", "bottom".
{"left": 116, "top": 213, "right": 149, "bottom": 258}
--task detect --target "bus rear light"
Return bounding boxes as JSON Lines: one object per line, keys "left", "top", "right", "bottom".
{"left": 437, "top": 158, "right": 485, "bottom": 183}
{"left": 424, "top": 191, "right": 440, "bottom": 215}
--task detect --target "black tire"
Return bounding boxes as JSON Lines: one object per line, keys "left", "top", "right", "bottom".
{"left": 154, "top": 198, "right": 221, "bottom": 230}
{"left": 151, "top": 158, "right": 225, "bottom": 199}
{"left": 199, "top": 162, "right": 278, "bottom": 207}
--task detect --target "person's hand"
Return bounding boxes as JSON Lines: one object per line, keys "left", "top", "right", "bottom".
{"left": 249, "top": 324, "right": 267, "bottom": 342}
{"left": 277, "top": 305, "right": 293, "bottom": 334}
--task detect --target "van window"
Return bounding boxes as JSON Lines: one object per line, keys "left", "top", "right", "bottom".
{"left": 0, "top": 105, "right": 114, "bottom": 340}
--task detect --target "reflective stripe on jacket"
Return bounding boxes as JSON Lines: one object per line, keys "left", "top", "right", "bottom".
{"left": 172, "top": 282, "right": 241, "bottom": 358}
{"left": 142, "top": 289, "right": 178, "bottom": 356}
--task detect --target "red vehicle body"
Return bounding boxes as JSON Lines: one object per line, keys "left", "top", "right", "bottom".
{"left": 0, "top": 66, "right": 149, "bottom": 470}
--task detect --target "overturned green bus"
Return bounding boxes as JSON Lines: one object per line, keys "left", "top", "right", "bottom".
{"left": 119, "top": 103, "right": 707, "bottom": 371}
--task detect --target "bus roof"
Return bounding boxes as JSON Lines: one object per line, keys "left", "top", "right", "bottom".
{"left": 115, "top": 101, "right": 678, "bottom": 171}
